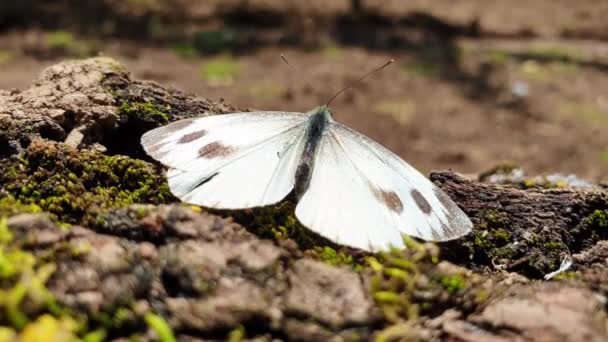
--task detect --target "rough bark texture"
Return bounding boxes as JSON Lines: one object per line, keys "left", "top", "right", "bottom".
{"left": 0, "top": 57, "right": 607, "bottom": 341}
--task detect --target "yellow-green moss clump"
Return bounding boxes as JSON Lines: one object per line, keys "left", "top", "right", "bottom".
{"left": 571, "top": 209, "right": 608, "bottom": 247}
{"left": 369, "top": 237, "right": 494, "bottom": 340}
{"left": 583, "top": 209, "right": 608, "bottom": 230}
{"left": 0, "top": 140, "right": 174, "bottom": 225}
{"left": 226, "top": 201, "right": 335, "bottom": 249}
{"left": 117, "top": 101, "right": 170, "bottom": 125}
{"left": 307, "top": 246, "right": 363, "bottom": 271}
{"left": 0, "top": 216, "right": 128, "bottom": 341}
{"left": 0, "top": 217, "right": 100, "bottom": 340}
{"left": 144, "top": 313, "right": 176, "bottom": 342}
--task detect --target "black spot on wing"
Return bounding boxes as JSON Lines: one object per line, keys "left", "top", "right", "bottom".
{"left": 178, "top": 129, "right": 207, "bottom": 144}
{"left": 410, "top": 189, "right": 432, "bottom": 214}
{"left": 373, "top": 189, "right": 404, "bottom": 214}
{"left": 198, "top": 141, "right": 234, "bottom": 158}
{"left": 142, "top": 118, "right": 195, "bottom": 147}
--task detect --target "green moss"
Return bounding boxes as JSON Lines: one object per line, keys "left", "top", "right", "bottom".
{"left": 374, "top": 322, "right": 415, "bottom": 342}
{"left": 521, "top": 177, "right": 567, "bottom": 189}
{"left": 0, "top": 217, "right": 61, "bottom": 330}
{"left": 0, "top": 327, "right": 16, "bottom": 341}
{"left": 0, "top": 217, "right": 12, "bottom": 244}
{"left": 144, "top": 313, "right": 176, "bottom": 342}
{"left": 367, "top": 238, "right": 438, "bottom": 323}
{"left": 0, "top": 196, "right": 43, "bottom": 218}
{"left": 82, "top": 329, "right": 106, "bottom": 342}
{"left": 200, "top": 56, "right": 241, "bottom": 84}
{"left": 472, "top": 230, "right": 494, "bottom": 250}
{"left": 402, "top": 62, "right": 440, "bottom": 77}
{"left": 227, "top": 324, "right": 245, "bottom": 342}
{"left": 544, "top": 241, "right": 563, "bottom": 250}
{"left": 309, "top": 246, "right": 363, "bottom": 271}
{"left": 526, "top": 46, "right": 582, "bottom": 62}
{"left": 172, "top": 42, "right": 199, "bottom": 58}
{"left": 487, "top": 49, "right": 509, "bottom": 65}
{"left": 93, "top": 306, "right": 137, "bottom": 332}
{"left": 0, "top": 217, "right": 117, "bottom": 339}
{"left": 247, "top": 81, "right": 283, "bottom": 100}
{"left": 584, "top": 209, "right": 608, "bottom": 228}
{"left": 0, "top": 141, "right": 174, "bottom": 225}
{"left": 440, "top": 274, "right": 468, "bottom": 294}
{"left": 44, "top": 31, "right": 99, "bottom": 58}
{"left": 322, "top": 44, "right": 344, "bottom": 60}
{"left": 492, "top": 228, "right": 512, "bottom": 244}
{"left": 560, "top": 102, "right": 608, "bottom": 125}
{"left": 118, "top": 101, "right": 169, "bottom": 124}
{"left": 18, "top": 314, "right": 78, "bottom": 341}
{"left": 45, "top": 31, "right": 75, "bottom": 50}
{"left": 473, "top": 289, "right": 489, "bottom": 304}
{"left": 228, "top": 201, "right": 331, "bottom": 250}
{"left": 599, "top": 148, "right": 608, "bottom": 165}
{"left": 571, "top": 209, "right": 608, "bottom": 246}
{"left": 0, "top": 49, "right": 13, "bottom": 65}
{"left": 550, "top": 271, "right": 579, "bottom": 281}
{"left": 469, "top": 210, "right": 515, "bottom": 257}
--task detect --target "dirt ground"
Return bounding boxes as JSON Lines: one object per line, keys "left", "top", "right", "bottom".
{"left": 1, "top": 0, "right": 607, "bottom": 180}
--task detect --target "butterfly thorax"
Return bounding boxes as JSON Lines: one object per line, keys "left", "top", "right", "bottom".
{"left": 294, "top": 106, "right": 334, "bottom": 198}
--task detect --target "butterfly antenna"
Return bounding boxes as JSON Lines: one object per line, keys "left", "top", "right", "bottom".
{"left": 325, "top": 59, "right": 394, "bottom": 107}
{"left": 281, "top": 53, "right": 315, "bottom": 90}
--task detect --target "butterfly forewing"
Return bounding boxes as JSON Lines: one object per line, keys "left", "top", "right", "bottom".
{"left": 295, "top": 122, "right": 472, "bottom": 251}
{"left": 141, "top": 112, "right": 308, "bottom": 172}
{"left": 142, "top": 112, "right": 310, "bottom": 209}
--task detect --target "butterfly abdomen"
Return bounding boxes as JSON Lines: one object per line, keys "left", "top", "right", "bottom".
{"left": 294, "top": 110, "right": 329, "bottom": 198}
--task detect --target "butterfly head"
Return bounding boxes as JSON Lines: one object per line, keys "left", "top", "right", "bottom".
{"left": 309, "top": 105, "right": 334, "bottom": 122}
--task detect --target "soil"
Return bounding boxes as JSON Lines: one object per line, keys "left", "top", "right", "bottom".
{"left": 1, "top": 0, "right": 607, "bottom": 181}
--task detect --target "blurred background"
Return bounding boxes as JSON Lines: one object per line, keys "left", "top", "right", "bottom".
{"left": 1, "top": 0, "right": 607, "bottom": 180}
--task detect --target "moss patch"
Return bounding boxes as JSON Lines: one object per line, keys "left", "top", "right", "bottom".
{"left": 570, "top": 209, "right": 608, "bottom": 249}
{"left": 440, "top": 274, "right": 468, "bottom": 295}
{"left": 224, "top": 201, "right": 333, "bottom": 250}
{"left": 0, "top": 196, "right": 43, "bottom": 218}
{"left": 447, "top": 208, "right": 568, "bottom": 277}
{"left": 0, "top": 217, "right": 61, "bottom": 331}
{"left": 0, "top": 140, "right": 174, "bottom": 225}
{"left": 200, "top": 56, "right": 241, "bottom": 85}
{"left": 117, "top": 101, "right": 170, "bottom": 125}
{"left": 369, "top": 237, "right": 495, "bottom": 337}
{"left": 0, "top": 216, "right": 125, "bottom": 340}
{"left": 44, "top": 31, "right": 100, "bottom": 58}
{"left": 145, "top": 313, "right": 176, "bottom": 342}
{"left": 0, "top": 50, "right": 13, "bottom": 65}
{"left": 307, "top": 246, "right": 363, "bottom": 271}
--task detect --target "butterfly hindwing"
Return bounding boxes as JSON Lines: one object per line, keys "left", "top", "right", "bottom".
{"left": 294, "top": 122, "right": 472, "bottom": 251}
{"left": 142, "top": 112, "right": 309, "bottom": 209}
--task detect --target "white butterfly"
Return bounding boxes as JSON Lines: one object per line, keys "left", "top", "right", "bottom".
{"left": 141, "top": 106, "right": 473, "bottom": 252}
